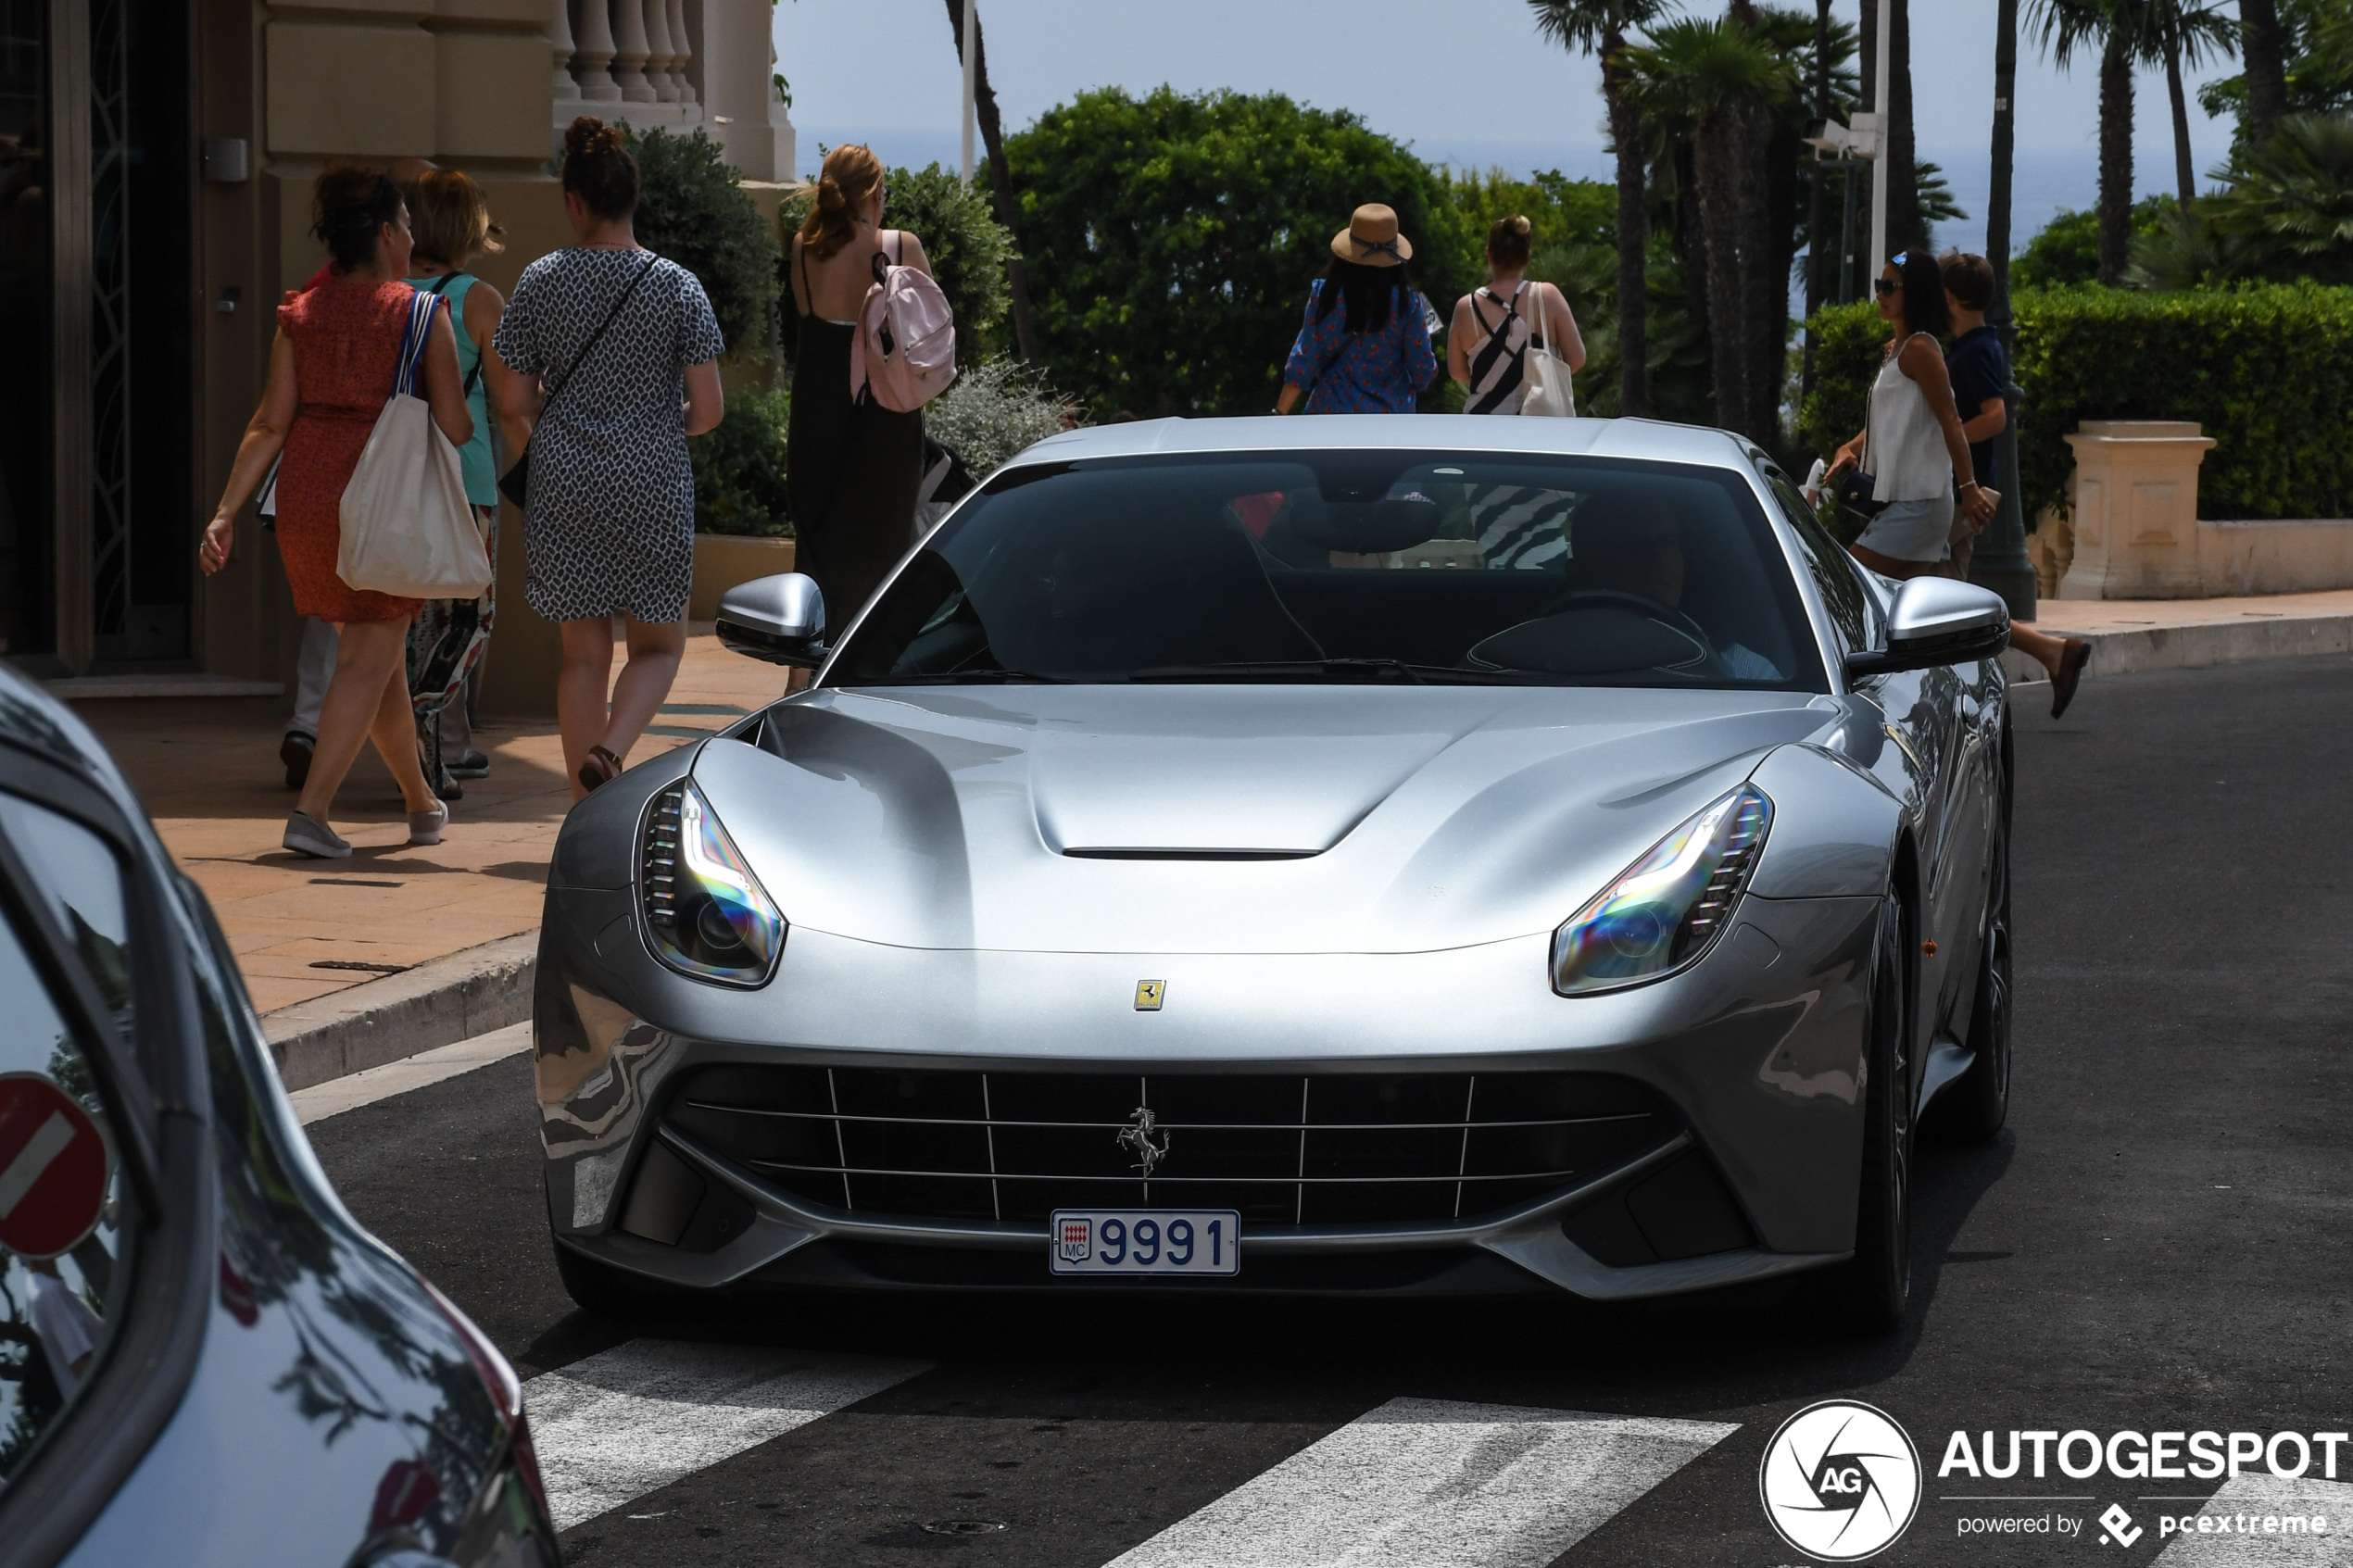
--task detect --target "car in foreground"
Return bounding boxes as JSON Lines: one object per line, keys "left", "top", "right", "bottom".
{"left": 0, "top": 671, "right": 558, "bottom": 1568}
{"left": 536, "top": 415, "right": 2013, "bottom": 1330}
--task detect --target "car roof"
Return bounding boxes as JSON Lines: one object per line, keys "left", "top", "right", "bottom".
{"left": 1003, "top": 414, "right": 1769, "bottom": 473}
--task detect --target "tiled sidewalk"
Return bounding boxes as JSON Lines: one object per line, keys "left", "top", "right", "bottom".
{"left": 69, "top": 628, "right": 787, "bottom": 1016}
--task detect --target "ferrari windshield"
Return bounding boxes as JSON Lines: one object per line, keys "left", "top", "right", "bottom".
{"left": 826, "top": 451, "right": 1827, "bottom": 690}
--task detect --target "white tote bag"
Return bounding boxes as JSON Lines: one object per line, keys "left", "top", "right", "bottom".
{"left": 338, "top": 290, "right": 493, "bottom": 600}
{"left": 1520, "top": 344, "right": 1578, "bottom": 418}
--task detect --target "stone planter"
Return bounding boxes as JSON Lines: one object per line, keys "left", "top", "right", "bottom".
{"left": 2054, "top": 420, "right": 2353, "bottom": 599}
{"left": 2056, "top": 421, "right": 2215, "bottom": 599}
{"left": 690, "top": 534, "right": 796, "bottom": 620}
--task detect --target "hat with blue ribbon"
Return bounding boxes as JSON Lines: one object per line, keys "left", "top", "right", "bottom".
{"left": 1331, "top": 203, "right": 1412, "bottom": 268}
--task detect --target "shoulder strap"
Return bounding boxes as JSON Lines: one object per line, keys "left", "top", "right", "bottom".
{"left": 543, "top": 254, "right": 659, "bottom": 413}
{"left": 391, "top": 290, "right": 440, "bottom": 398}
{"left": 427, "top": 272, "right": 485, "bottom": 397}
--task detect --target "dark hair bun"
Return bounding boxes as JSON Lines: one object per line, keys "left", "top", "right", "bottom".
{"left": 310, "top": 164, "right": 403, "bottom": 272}
{"left": 1486, "top": 213, "right": 1533, "bottom": 270}
{"left": 560, "top": 114, "right": 640, "bottom": 220}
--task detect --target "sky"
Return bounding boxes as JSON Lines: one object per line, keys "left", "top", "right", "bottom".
{"left": 772, "top": 0, "right": 2251, "bottom": 257}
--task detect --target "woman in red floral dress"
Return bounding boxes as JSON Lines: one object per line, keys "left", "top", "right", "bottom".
{"left": 199, "top": 167, "right": 473, "bottom": 858}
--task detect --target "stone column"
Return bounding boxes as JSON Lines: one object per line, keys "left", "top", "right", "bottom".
{"left": 2055, "top": 421, "right": 2216, "bottom": 599}
{"left": 572, "top": 0, "right": 622, "bottom": 102}
{"left": 549, "top": 0, "right": 583, "bottom": 105}
{"left": 610, "top": 0, "right": 657, "bottom": 102}
{"left": 666, "top": 0, "right": 698, "bottom": 107}
{"left": 642, "top": 0, "right": 679, "bottom": 102}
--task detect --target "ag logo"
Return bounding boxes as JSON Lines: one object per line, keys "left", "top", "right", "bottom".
{"left": 1758, "top": 1399, "right": 1921, "bottom": 1561}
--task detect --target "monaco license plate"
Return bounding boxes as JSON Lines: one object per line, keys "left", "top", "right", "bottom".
{"left": 1049, "top": 1209, "right": 1239, "bottom": 1276}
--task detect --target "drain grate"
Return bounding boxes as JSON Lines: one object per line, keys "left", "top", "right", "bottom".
{"left": 921, "top": 1520, "right": 1007, "bottom": 1536}
{"left": 308, "top": 960, "right": 411, "bottom": 974}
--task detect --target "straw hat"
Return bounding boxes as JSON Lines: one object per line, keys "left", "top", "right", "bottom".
{"left": 1330, "top": 203, "right": 1412, "bottom": 267}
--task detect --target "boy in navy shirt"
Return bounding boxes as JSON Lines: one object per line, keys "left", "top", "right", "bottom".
{"left": 1941, "top": 254, "right": 2090, "bottom": 717}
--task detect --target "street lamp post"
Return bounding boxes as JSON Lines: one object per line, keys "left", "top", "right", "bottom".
{"left": 1969, "top": 0, "right": 2040, "bottom": 619}
{"left": 959, "top": 0, "right": 977, "bottom": 186}
{"left": 1869, "top": 0, "right": 1892, "bottom": 282}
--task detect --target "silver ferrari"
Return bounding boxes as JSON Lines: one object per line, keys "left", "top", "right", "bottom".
{"left": 534, "top": 415, "right": 2014, "bottom": 1330}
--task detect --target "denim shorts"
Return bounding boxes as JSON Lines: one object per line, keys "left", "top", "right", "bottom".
{"left": 1853, "top": 493, "right": 1956, "bottom": 562}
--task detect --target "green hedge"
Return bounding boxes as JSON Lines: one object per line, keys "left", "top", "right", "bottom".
{"left": 692, "top": 389, "right": 790, "bottom": 536}
{"left": 1797, "top": 283, "right": 2353, "bottom": 521}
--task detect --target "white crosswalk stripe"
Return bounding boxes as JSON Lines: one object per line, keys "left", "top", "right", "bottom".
{"left": 1101, "top": 1397, "right": 1739, "bottom": 1568}
{"left": 523, "top": 1338, "right": 930, "bottom": 1530}
{"left": 2145, "top": 1474, "right": 2353, "bottom": 1564}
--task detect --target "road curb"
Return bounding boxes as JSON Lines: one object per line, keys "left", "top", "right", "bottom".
{"left": 2004, "top": 608, "right": 2353, "bottom": 687}
{"left": 262, "top": 931, "right": 538, "bottom": 1093}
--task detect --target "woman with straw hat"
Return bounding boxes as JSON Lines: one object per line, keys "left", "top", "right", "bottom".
{"left": 1274, "top": 204, "right": 1438, "bottom": 415}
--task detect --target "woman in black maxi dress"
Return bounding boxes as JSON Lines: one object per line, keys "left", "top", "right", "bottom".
{"left": 786, "top": 145, "right": 927, "bottom": 630}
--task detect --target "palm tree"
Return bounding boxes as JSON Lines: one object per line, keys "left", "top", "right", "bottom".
{"left": 1531, "top": 0, "right": 1670, "bottom": 418}
{"left": 2031, "top": 0, "right": 2151, "bottom": 285}
{"left": 2145, "top": 2, "right": 2238, "bottom": 207}
{"left": 1624, "top": 16, "right": 1799, "bottom": 440}
{"left": 941, "top": 0, "right": 1038, "bottom": 360}
{"left": 2240, "top": 0, "right": 2292, "bottom": 148}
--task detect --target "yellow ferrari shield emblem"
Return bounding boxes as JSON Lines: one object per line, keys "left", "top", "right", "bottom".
{"left": 1135, "top": 980, "right": 1165, "bottom": 1011}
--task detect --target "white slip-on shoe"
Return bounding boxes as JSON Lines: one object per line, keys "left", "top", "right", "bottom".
{"left": 407, "top": 800, "right": 449, "bottom": 847}
{"left": 283, "top": 810, "right": 352, "bottom": 859}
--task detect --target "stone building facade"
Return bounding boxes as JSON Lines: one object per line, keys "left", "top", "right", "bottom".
{"left": 1, "top": 0, "right": 792, "bottom": 699}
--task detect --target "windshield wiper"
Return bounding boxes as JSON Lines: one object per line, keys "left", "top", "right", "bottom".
{"left": 860, "top": 668, "right": 1071, "bottom": 685}
{"left": 1130, "top": 659, "right": 1509, "bottom": 685}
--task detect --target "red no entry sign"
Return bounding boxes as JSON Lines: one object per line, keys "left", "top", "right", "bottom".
{"left": 0, "top": 1072, "right": 111, "bottom": 1259}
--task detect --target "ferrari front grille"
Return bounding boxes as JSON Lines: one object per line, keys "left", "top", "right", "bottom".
{"left": 661, "top": 1066, "right": 1677, "bottom": 1227}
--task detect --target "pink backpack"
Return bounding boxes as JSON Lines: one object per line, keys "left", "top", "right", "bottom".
{"left": 850, "top": 232, "right": 957, "bottom": 412}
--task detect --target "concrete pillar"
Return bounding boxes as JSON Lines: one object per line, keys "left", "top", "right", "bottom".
{"left": 666, "top": 0, "right": 698, "bottom": 106}
{"left": 572, "top": 0, "right": 622, "bottom": 102}
{"left": 2055, "top": 421, "right": 2216, "bottom": 600}
{"left": 608, "top": 0, "right": 657, "bottom": 103}
{"left": 642, "top": 0, "right": 680, "bottom": 102}
{"left": 697, "top": 0, "right": 794, "bottom": 179}
{"left": 550, "top": 0, "right": 581, "bottom": 105}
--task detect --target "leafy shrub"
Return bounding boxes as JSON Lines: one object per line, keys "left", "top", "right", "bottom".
{"left": 628, "top": 127, "right": 779, "bottom": 356}
{"left": 1005, "top": 86, "right": 1471, "bottom": 416}
{"left": 1798, "top": 283, "right": 2353, "bottom": 521}
{"left": 2011, "top": 195, "right": 2178, "bottom": 291}
{"left": 925, "top": 359, "right": 1078, "bottom": 474}
{"left": 692, "top": 389, "right": 790, "bottom": 536}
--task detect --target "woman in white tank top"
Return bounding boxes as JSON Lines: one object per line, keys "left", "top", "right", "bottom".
{"left": 1824, "top": 250, "right": 1995, "bottom": 577}
{"left": 1448, "top": 215, "right": 1584, "bottom": 415}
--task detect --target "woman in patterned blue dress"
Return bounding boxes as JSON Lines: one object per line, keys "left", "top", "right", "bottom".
{"left": 1274, "top": 204, "right": 1438, "bottom": 415}
{"left": 494, "top": 118, "right": 726, "bottom": 798}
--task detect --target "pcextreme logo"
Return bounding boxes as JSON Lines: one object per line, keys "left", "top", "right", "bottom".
{"left": 1759, "top": 1400, "right": 1924, "bottom": 1561}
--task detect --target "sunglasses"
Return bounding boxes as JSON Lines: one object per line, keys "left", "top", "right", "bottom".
{"left": 1874, "top": 278, "right": 1903, "bottom": 295}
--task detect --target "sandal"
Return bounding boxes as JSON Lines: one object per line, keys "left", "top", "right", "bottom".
{"left": 578, "top": 745, "right": 624, "bottom": 794}
{"left": 2050, "top": 638, "right": 2091, "bottom": 720}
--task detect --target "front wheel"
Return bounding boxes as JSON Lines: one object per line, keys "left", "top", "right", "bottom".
{"left": 1829, "top": 894, "right": 1914, "bottom": 1332}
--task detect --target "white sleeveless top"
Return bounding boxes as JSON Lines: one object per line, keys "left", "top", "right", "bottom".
{"left": 1867, "top": 335, "right": 1951, "bottom": 501}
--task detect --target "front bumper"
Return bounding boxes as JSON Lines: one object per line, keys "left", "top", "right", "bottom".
{"left": 533, "top": 886, "right": 1880, "bottom": 1299}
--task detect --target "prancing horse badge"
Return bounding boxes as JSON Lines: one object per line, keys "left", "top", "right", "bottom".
{"left": 1134, "top": 980, "right": 1165, "bottom": 1011}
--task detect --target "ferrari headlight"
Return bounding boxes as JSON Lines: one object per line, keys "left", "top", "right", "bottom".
{"left": 639, "top": 781, "right": 786, "bottom": 985}
{"left": 1551, "top": 784, "right": 1772, "bottom": 996}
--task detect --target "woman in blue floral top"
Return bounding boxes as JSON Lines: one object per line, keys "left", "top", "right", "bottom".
{"left": 1275, "top": 204, "right": 1439, "bottom": 415}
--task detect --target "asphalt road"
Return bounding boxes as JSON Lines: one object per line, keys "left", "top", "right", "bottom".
{"left": 308, "top": 656, "right": 2353, "bottom": 1568}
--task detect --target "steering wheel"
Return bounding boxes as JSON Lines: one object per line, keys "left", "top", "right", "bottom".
{"left": 1531, "top": 588, "right": 1716, "bottom": 663}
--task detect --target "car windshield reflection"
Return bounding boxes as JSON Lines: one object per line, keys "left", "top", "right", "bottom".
{"left": 829, "top": 452, "right": 1823, "bottom": 692}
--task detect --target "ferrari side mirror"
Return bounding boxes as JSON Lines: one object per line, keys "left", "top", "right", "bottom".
{"left": 716, "top": 573, "right": 828, "bottom": 669}
{"left": 1845, "top": 576, "right": 2010, "bottom": 678}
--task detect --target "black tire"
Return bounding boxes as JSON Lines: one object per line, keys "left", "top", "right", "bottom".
{"left": 1933, "top": 804, "right": 2012, "bottom": 1144}
{"left": 552, "top": 1238, "right": 695, "bottom": 1321}
{"left": 1831, "top": 894, "right": 1914, "bottom": 1332}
